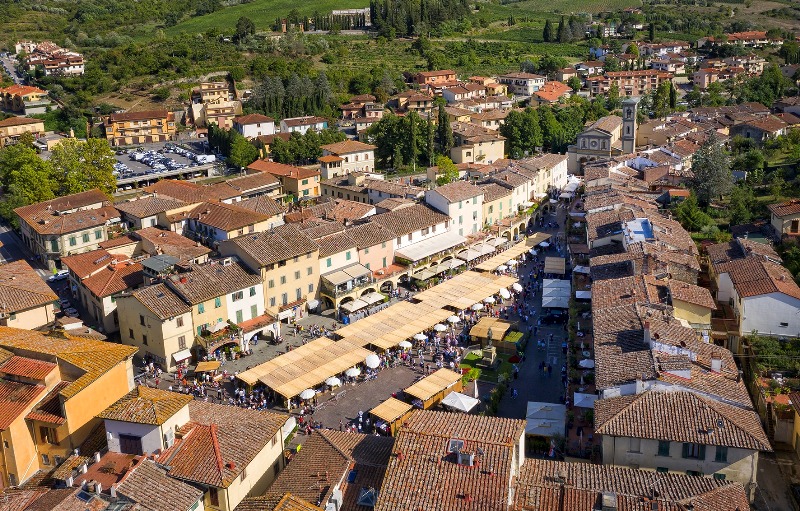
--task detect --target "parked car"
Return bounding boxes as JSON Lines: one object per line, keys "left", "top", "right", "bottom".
{"left": 48, "top": 270, "right": 69, "bottom": 282}
{"left": 64, "top": 308, "right": 79, "bottom": 317}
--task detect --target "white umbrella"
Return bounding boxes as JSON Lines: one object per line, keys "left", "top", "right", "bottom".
{"left": 345, "top": 367, "right": 361, "bottom": 378}
{"left": 398, "top": 340, "right": 413, "bottom": 348}
{"left": 414, "top": 333, "right": 428, "bottom": 341}
{"left": 434, "top": 323, "right": 447, "bottom": 332}
{"left": 299, "top": 389, "right": 315, "bottom": 400}
{"left": 539, "top": 241, "right": 550, "bottom": 247}
{"left": 326, "top": 376, "right": 341, "bottom": 387}
{"left": 471, "top": 303, "right": 484, "bottom": 311}
{"left": 484, "top": 297, "right": 496, "bottom": 304}
{"left": 512, "top": 282, "right": 523, "bottom": 292}
{"left": 365, "top": 354, "right": 381, "bottom": 369}
{"left": 447, "top": 315, "right": 460, "bottom": 324}
{"left": 529, "top": 249, "right": 538, "bottom": 255}
{"left": 499, "top": 288, "right": 511, "bottom": 300}
{"left": 496, "top": 265, "right": 508, "bottom": 272}
{"left": 506, "top": 260, "right": 518, "bottom": 266}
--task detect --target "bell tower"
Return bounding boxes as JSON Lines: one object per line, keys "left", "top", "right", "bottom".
{"left": 621, "top": 96, "right": 639, "bottom": 154}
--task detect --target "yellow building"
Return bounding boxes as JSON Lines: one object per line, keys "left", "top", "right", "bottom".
{"left": 768, "top": 199, "right": 800, "bottom": 238}
{"left": 219, "top": 224, "right": 319, "bottom": 320}
{"left": 478, "top": 182, "right": 513, "bottom": 227}
{"left": 0, "top": 260, "right": 57, "bottom": 330}
{"left": 0, "top": 326, "right": 136, "bottom": 488}
{"left": 247, "top": 160, "right": 320, "bottom": 201}
{"left": 450, "top": 122, "right": 506, "bottom": 165}
{"left": 117, "top": 283, "right": 194, "bottom": 373}
{"left": 0, "top": 85, "right": 51, "bottom": 114}
{"left": 185, "top": 201, "right": 278, "bottom": 245}
{"left": 0, "top": 117, "right": 45, "bottom": 146}
{"left": 104, "top": 109, "right": 176, "bottom": 146}
{"left": 15, "top": 189, "right": 120, "bottom": 271}
{"left": 669, "top": 280, "right": 716, "bottom": 329}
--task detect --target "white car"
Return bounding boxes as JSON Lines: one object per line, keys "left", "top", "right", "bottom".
{"left": 48, "top": 270, "right": 69, "bottom": 282}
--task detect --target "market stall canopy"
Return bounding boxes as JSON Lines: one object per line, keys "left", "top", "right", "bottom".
{"left": 341, "top": 299, "right": 369, "bottom": 313}
{"left": 404, "top": 368, "right": 462, "bottom": 403}
{"left": 322, "top": 263, "right": 372, "bottom": 287}
{"left": 173, "top": 349, "right": 192, "bottom": 363}
{"left": 441, "top": 391, "right": 480, "bottom": 413}
{"left": 542, "top": 296, "right": 570, "bottom": 309}
{"left": 396, "top": 230, "right": 466, "bottom": 263}
{"left": 361, "top": 291, "right": 385, "bottom": 305}
{"left": 370, "top": 397, "right": 413, "bottom": 424}
{"left": 573, "top": 265, "right": 590, "bottom": 274}
{"left": 544, "top": 257, "right": 566, "bottom": 275}
{"left": 573, "top": 392, "right": 597, "bottom": 409}
{"left": 469, "top": 317, "right": 514, "bottom": 340}
{"left": 525, "top": 401, "right": 567, "bottom": 437}
{"left": 575, "top": 290, "right": 592, "bottom": 300}
{"left": 195, "top": 360, "right": 220, "bottom": 373}
{"left": 457, "top": 248, "right": 482, "bottom": 262}
{"left": 475, "top": 236, "right": 547, "bottom": 272}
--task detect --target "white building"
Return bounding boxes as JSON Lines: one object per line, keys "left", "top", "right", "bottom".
{"left": 371, "top": 204, "right": 464, "bottom": 267}
{"left": 319, "top": 139, "right": 377, "bottom": 179}
{"left": 497, "top": 72, "right": 546, "bottom": 97}
{"left": 280, "top": 116, "right": 328, "bottom": 134}
{"left": 425, "top": 181, "right": 484, "bottom": 237}
{"left": 233, "top": 113, "right": 276, "bottom": 139}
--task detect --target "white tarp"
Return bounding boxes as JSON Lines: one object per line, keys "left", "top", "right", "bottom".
{"left": 542, "top": 296, "right": 570, "bottom": 309}
{"left": 573, "top": 392, "right": 597, "bottom": 409}
{"left": 573, "top": 265, "right": 590, "bottom": 274}
{"left": 525, "top": 402, "right": 566, "bottom": 437}
{"left": 578, "top": 359, "right": 595, "bottom": 369}
{"left": 341, "top": 299, "right": 369, "bottom": 313}
{"left": 575, "top": 290, "right": 592, "bottom": 300}
{"left": 441, "top": 391, "right": 480, "bottom": 413}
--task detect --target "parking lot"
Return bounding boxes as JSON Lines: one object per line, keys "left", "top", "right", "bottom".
{"left": 114, "top": 143, "right": 216, "bottom": 182}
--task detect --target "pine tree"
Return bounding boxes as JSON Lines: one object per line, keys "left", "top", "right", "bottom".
{"left": 543, "top": 19, "right": 553, "bottom": 42}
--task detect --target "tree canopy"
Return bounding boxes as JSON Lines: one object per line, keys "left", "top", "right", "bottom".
{"left": 690, "top": 134, "right": 732, "bottom": 207}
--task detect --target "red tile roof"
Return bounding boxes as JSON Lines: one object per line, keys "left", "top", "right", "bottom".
{"left": 0, "top": 379, "right": 45, "bottom": 430}
{"left": 0, "top": 356, "right": 56, "bottom": 381}
{"left": 0, "top": 260, "right": 57, "bottom": 315}
{"left": 247, "top": 159, "right": 321, "bottom": 180}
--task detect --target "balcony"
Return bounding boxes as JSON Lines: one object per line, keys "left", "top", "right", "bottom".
{"left": 320, "top": 263, "right": 373, "bottom": 298}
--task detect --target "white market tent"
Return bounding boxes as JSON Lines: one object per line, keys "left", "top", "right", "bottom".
{"left": 542, "top": 279, "right": 570, "bottom": 309}
{"left": 573, "top": 265, "right": 590, "bottom": 275}
{"left": 575, "top": 290, "right": 592, "bottom": 300}
{"left": 441, "top": 391, "right": 480, "bottom": 413}
{"left": 573, "top": 392, "right": 597, "bottom": 409}
{"left": 525, "top": 402, "right": 566, "bottom": 437}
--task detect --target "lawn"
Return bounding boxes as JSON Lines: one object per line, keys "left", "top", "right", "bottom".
{"left": 166, "top": 0, "right": 370, "bottom": 36}
{"left": 460, "top": 351, "right": 514, "bottom": 383}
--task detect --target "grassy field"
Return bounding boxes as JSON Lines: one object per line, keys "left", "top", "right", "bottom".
{"left": 480, "top": 0, "right": 641, "bottom": 20}
{"left": 166, "top": 0, "right": 369, "bottom": 36}
{"left": 460, "top": 351, "right": 514, "bottom": 383}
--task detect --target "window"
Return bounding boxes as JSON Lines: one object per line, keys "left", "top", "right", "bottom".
{"left": 472, "top": 197, "right": 477, "bottom": 205}
{"left": 296, "top": 288, "right": 302, "bottom": 300}
{"left": 489, "top": 205, "right": 493, "bottom": 214}
{"left": 280, "top": 276, "right": 287, "bottom": 284}
{"left": 176, "top": 317, "right": 184, "bottom": 327}
{"left": 780, "top": 322, "right": 789, "bottom": 327}
{"left": 686, "top": 470, "right": 703, "bottom": 477}
{"left": 382, "top": 242, "right": 386, "bottom": 249}
{"left": 251, "top": 305, "right": 258, "bottom": 319}
{"left": 50, "top": 239, "right": 59, "bottom": 252}
{"left": 208, "top": 488, "right": 220, "bottom": 507}
{"left": 294, "top": 256, "right": 299, "bottom": 263}
{"left": 178, "top": 336, "right": 187, "bottom": 349}
{"left": 129, "top": 329, "right": 134, "bottom": 340}
{"left": 657, "top": 441, "right": 670, "bottom": 457}
{"left": 268, "top": 279, "right": 275, "bottom": 289}
{"left": 232, "top": 291, "right": 244, "bottom": 302}
{"left": 629, "top": 438, "right": 641, "bottom": 453}
{"left": 241, "top": 467, "right": 247, "bottom": 481}
{"left": 198, "top": 303, "right": 205, "bottom": 314}
{"left": 272, "top": 435, "right": 278, "bottom": 446}
{"left": 294, "top": 270, "right": 301, "bottom": 280}
{"left": 326, "top": 258, "right": 332, "bottom": 268}
{"left": 407, "top": 234, "right": 412, "bottom": 241}
{"left": 139, "top": 315, "right": 145, "bottom": 326}
{"left": 682, "top": 443, "right": 705, "bottom": 460}
{"left": 82, "top": 233, "right": 90, "bottom": 243}
{"left": 69, "top": 236, "right": 76, "bottom": 247}
{"left": 346, "top": 252, "right": 351, "bottom": 261}
{"left": 656, "top": 467, "right": 669, "bottom": 473}
{"left": 281, "top": 293, "right": 288, "bottom": 305}
{"left": 302, "top": 179, "right": 309, "bottom": 185}
{"left": 236, "top": 310, "right": 243, "bottom": 323}
{"left": 365, "top": 247, "right": 370, "bottom": 254}
{"left": 714, "top": 446, "right": 728, "bottom": 463}
{"left": 42, "top": 454, "right": 50, "bottom": 465}
{"left": 249, "top": 287, "right": 256, "bottom": 297}
{"left": 459, "top": 201, "right": 463, "bottom": 209}
{"left": 40, "top": 426, "right": 58, "bottom": 445}
{"left": 197, "top": 326, "right": 203, "bottom": 336}
{"left": 95, "top": 229, "right": 103, "bottom": 240}
{"left": 142, "top": 334, "right": 148, "bottom": 345}
{"left": 713, "top": 473, "right": 726, "bottom": 481}
{"left": 270, "top": 297, "right": 276, "bottom": 307}
{"left": 459, "top": 215, "right": 463, "bottom": 225}
{"left": 308, "top": 283, "right": 314, "bottom": 293}
{"left": 307, "top": 267, "right": 313, "bottom": 275}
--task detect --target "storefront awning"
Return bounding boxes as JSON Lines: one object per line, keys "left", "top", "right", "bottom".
{"left": 341, "top": 299, "right": 369, "bottom": 313}
{"left": 362, "top": 292, "right": 385, "bottom": 305}
{"left": 457, "top": 248, "right": 481, "bottom": 261}
{"left": 395, "top": 231, "right": 466, "bottom": 262}
{"left": 195, "top": 360, "right": 221, "bottom": 373}
{"left": 322, "top": 263, "right": 372, "bottom": 286}
{"left": 172, "top": 349, "right": 192, "bottom": 362}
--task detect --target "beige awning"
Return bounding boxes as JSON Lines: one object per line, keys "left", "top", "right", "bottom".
{"left": 404, "top": 368, "right": 462, "bottom": 402}
{"left": 469, "top": 317, "right": 515, "bottom": 339}
{"left": 341, "top": 299, "right": 369, "bottom": 313}
{"left": 544, "top": 257, "right": 566, "bottom": 275}
{"left": 195, "top": 361, "right": 221, "bottom": 373}
{"left": 370, "top": 397, "right": 413, "bottom": 423}
{"left": 322, "top": 263, "right": 372, "bottom": 286}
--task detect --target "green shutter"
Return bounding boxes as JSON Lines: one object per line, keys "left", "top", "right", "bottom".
{"left": 682, "top": 443, "right": 690, "bottom": 458}
{"left": 698, "top": 444, "right": 706, "bottom": 460}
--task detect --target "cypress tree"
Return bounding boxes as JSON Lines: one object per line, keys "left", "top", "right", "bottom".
{"left": 543, "top": 19, "right": 553, "bottom": 42}
{"left": 556, "top": 16, "right": 564, "bottom": 43}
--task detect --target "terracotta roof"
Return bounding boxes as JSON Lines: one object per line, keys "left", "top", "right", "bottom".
{"left": 109, "top": 110, "right": 169, "bottom": 122}
{"left": 165, "top": 261, "right": 261, "bottom": 304}
{"left": 0, "top": 116, "right": 43, "bottom": 128}
{"left": 586, "top": 115, "right": 623, "bottom": 134}
{"left": 61, "top": 248, "right": 119, "bottom": 279}
{"left": 235, "top": 493, "right": 323, "bottom": 511}
{"left": 281, "top": 116, "right": 327, "bottom": 128}
{"left": 320, "top": 140, "right": 376, "bottom": 154}
{"left": 99, "top": 233, "right": 139, "bottom": 250}
{"left": 316, "top": 231, "right": 358, "bottom": 258}
{"left": 222, "top": 223, "right": 318, "bottom": 266}
{"left": 73, "top": 451, "right": 137, "bottom": 491}
{"left": 208, "top": 172, "right": 281, "bottom": 200}
{"left": 15, "top": 190, "right": 117, "bottom": 236}
{"left": 499, "top": 71, "right": 544, "bottom": 80}
{"left": 375, "top": 198, "right": 415, "bottom": 211}
{"left": 83, "top": 260, "right": 143, "bottom": 298}
{"left": 430, "top": 180, "right": 484, "bottom": 203}
{"left": 417, "top": 70, "right": 456, "bottom": 77}
{"left": 347, "top": 222, "right": 397, "bottom": 249}
{"left": 98, "top": 386, "right": 192, "bottom": 425}
{"left": 327, "top": 199, "right": 375, "bottom": 222}
{"left": 668, "top": 280, "right": 716, "bottom": 309}
{"left": 188, "top": 201, "right": 271, "bottom": 231}
{"left": 144, "top": 179, "right": 213, "bottom": 203}
{"left": 0, "top": 379, "right": 45, "bottom": 430}
{"left": 129, "top": 283, "right": 191, "bottom": 320}
{"left": 135, "top": 227, "right": 211, "bottom": 261}
{"left": 0, "top": 260, "right": 57, "bottom": 315}
{"left": 117, "top": 458, "right": 204, "bottom": 511}
{"left": 595, "top": 390, "right": 771, "bottom": 451}
{"left": 716, "top": 257, "right": 800, "bottom": 300}
{"left": 370, "top": 204, "right": 450, "bottom": 236}
{"left": 706, "top": 238, "right": 781, "bottom": 265}
{"left": 234, "top": 113, "right": 274, "bottom": 125}
{"left": 236, "top": 196, "right": 285, "bottom": 218}
{"left": 157, "top": 400, "right": 288, "bottom": 488}
{"left": 269, "top": 430, "right": 393, "bottom": 510}
{"left": 247, "top": 160, "right": 320, "bottom": 180}
{"left": 318, "top": 155, "right": 343, "bottom": 163}
{"left": 375, "top": 410, "right": 525, "bottom": 511}
{"left": 478, "top": 183, "right": 512, "bottom": 203}
{"left": 0, "top": 355, "right": 56, "bottom": 381}
{"left": 298, "top": 220, "right": 345, "bottom": 240}
{"left": 767, "top": 198, "right": 800, "bottom": 217}
{"left": 515, "top": 459, "right": 749, "bottom": 511}
{"left": 533, "top": 81, "right": 572, "bottom": 102}
{"left": 115, "top": 196, "right": 185, "bottom": 219}
{"left": 0, "top": 327, "right": 136, "bottom": 399}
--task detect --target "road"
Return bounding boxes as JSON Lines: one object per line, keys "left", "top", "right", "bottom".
{"left": 0, "top": 54, "right": 23, "bottom": 84}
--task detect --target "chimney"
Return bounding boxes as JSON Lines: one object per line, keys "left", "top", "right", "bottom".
{"left": 710, "top": 354, "right": 722, "bottom": 373}
{"left": 643, "top": 321, "right": 651, "bottom": 347}
{"left": 109, "top": 485, "right": 117, "bottom": 498}
{"left": 66, "top": 476, "right": 74, "bottom": 487}
{"left": 95, "top": 482, "right": 102, "bottom": 495}
{"left": 94, "top": 451, "right": 101, "bottom": 463}
{"left": 80, "top": 463, "right": 88, "bottom": 474}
